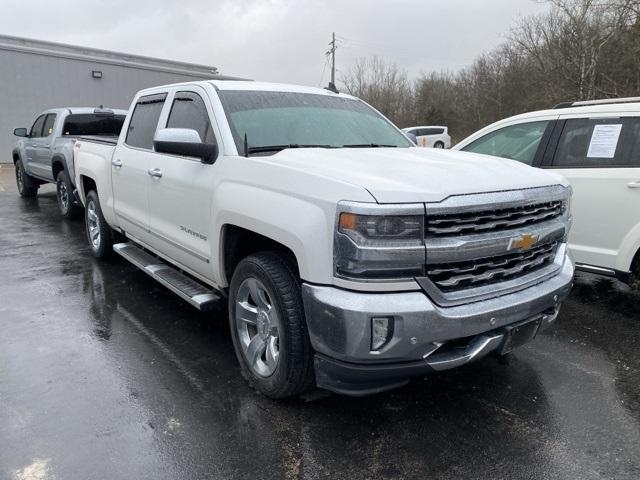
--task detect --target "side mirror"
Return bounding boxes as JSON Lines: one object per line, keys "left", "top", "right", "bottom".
{"left": 405, "top": 132, "right": 417, "bottom": 145}
{"left": 14, "top": 128, "right": 28, "bottom": 137}
{"left": 153, "top": 128, "right": 218, "bottom": 164}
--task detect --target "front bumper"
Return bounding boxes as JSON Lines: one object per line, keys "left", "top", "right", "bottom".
{"left": 302, "top": 256, "right": 574, "bottom": 395}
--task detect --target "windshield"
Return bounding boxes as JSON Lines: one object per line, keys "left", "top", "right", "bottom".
{"left": 217, "top": 90, "right": 412, "bottom": 155}
{"left": 62, "top": 114, "right": 126, "bottom": 137}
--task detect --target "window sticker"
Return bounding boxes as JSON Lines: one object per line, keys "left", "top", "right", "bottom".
{"left": 587, "top": 124, "right": 622, "bottom": 158}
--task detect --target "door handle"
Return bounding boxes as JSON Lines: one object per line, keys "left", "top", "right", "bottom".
{"left": 148, "top": 168, "right": 163, "bottom": 178}
{"left": 628, "top": 181, "right": 640, "bottom": 189}
{"left": 111, "top": 159, "right": 122, "bottom": 168}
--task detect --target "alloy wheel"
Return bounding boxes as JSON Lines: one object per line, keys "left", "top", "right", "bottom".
{"left": 58, "top": 178, "right": 69, "bottom": 213}
{"left": 86, "top": 200, "right": 101, "bottom": 250}
{"left": 235, "top": 277, "right": 281, "bottom": 377}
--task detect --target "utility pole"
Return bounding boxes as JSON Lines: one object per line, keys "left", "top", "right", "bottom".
{"left": 326, "top": 32, "right": 337, "bottom": 90}
{"left": 330, "top": 32, "right": 336, "bottom": 85}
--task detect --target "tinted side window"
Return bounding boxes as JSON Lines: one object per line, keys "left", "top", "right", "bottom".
{"left": 30, "top": 115, "right": 46, "bottom": 138}
{"left": 551, "top": 117, "right": 640, "bottom": 168}
{"left": 63, "top": 114, "right": 125, "bottom": 136}
{"left": 125, "top": 93, "right": 167, "bottom": 149}
{"left": 462, "top": 121, "right": 550, "bottom": 165}
{"left": 42, "top": 114, "right": 57, "bottom": 137}
{"left": 423, "top": 128, "right": 443, "bottom": 135}
{"left": 166, "top": 91, "right": 215, "bottom": 144}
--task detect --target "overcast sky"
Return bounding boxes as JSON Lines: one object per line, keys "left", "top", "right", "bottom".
{"left": 0, "top": 0, "right": 549, "bottom": 86}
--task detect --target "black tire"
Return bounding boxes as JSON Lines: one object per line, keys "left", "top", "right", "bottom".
{"left": 229, "top": 252, "right": 315, "bottom": 399}
{"left": 630, "top": 252, "right": 640, "bottom": 290}
{"left": 15, "top": 159, "right": 38, "bottom": 198}
{"left": 84, "top": 190, "right": 114, "bottom": 259}
{"left": 434, "top": 141, "right": 445, "bottom": 149}
{"left": 56, "top": 170, "right": 83, "bottom": 220}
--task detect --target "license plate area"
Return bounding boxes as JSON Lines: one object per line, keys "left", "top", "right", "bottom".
{"left": 499, "top": 317, "right": 541, "bottom": 354}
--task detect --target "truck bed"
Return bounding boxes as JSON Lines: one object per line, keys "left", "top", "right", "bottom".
{"left": 77, "top": 135, "right": 119, "bottom": 145}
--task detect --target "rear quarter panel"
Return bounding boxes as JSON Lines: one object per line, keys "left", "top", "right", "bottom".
{"left": 75, "top": 140, "right": 118, "bottom": 226}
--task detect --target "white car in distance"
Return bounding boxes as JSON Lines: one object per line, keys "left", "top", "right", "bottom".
{"left": 454, "top": 97, "right": 640, "bottom": 283}
{"left": 402, "top": 126, "right": 451, "bottom": 148}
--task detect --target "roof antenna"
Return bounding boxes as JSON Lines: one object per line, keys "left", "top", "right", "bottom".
{"left": 244, "top": 133, "right": 249, "bottom": 157}
{"left": 325, "top": 82, "right": 339, "bottom": 94}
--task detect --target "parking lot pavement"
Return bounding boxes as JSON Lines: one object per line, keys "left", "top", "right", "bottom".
{"left": 0, "top": 190, "right": 638, "bottom": 480}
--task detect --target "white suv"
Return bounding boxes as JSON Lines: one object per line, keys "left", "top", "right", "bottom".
{"left": 402, "top": 126, "right": 450, "bottom": 148}
{"left": 454, "top": 98, "right": 640, "bottom": 282}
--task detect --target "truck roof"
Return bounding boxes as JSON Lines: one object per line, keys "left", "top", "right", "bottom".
{"left": 136, "top": 80, "right": 357, "bottom": 100}
{"left": 39, "top": 107, "right": 128, "bottom": 116}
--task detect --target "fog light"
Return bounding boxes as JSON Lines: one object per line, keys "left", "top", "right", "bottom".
{"left": 371, "top": 317, "right": 393, "bottom": 351}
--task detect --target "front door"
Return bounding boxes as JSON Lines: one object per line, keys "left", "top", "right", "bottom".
{"left": 112, "top": 93, "right": 167, "bottom": 241}
{"left": 546, "top": 115, "right": 640, "bottom": 272}
{"left": 33, "top": 113, "right": 57, "bottom": 181}
{"left": 145, "top": 88, "right": 220, "bottom": 279}
{"left": 24, "top": 114, "right": 46, "bottom": 175}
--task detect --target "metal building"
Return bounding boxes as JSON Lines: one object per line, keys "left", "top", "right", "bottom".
{"left": 0, "top": 34, "right": 222, "bottom": 163}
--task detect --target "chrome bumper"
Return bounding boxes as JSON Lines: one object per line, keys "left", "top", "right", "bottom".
{"left": 302, "top": 255, "right": 574, "bottom": 395}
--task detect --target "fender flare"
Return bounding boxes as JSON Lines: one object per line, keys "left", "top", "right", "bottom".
{"left": 51, "top": 153, "right": 68, "bottom": 178}
{"left": 11, "top": 148, "right": 21, "bottom": 164}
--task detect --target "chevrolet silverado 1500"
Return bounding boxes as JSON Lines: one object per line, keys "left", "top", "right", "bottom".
{"left": 74, "top": 80, "right": 574, "bottom": 398}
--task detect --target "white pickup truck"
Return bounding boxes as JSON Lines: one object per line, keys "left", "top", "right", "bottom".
{"left": 75, "top": 80, "right": 574, "bottom": 398}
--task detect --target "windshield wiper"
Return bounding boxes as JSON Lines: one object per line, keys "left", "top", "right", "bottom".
{"left": 341, "top": 143, "right": 399, "bottom": 148}
{"left": 245, "top": 144, "right": 337, "bottom": 155}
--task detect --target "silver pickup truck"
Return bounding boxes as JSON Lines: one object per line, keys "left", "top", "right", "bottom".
{"left": 12, "top": 107, "right": 126, "bottom": 218}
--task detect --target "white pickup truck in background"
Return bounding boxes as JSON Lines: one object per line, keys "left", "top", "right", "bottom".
{"left": 74, "top": 80, "right": 574, "bottom": 398}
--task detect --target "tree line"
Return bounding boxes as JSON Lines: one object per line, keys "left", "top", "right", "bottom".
{"left": 341, "top": 0, "right": 640, "bottom": 141}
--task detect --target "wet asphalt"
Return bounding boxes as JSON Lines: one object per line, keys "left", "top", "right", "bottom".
{"left": 0, "top": 165, "right": 639, "bottom": 480}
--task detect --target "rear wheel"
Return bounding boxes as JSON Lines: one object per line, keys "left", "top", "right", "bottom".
{"left": 229, "top": 252, "right": 315, "bottom": 398}
{"left": 15, "top": 159, "right": 38, "bottom": 198}
{"left": 56, "top": 171, "right": 82, "bottom": 219}
{"left": 85, "top": 190, "right": 113, "bottom": 259}
{"left": 434, "top": 141, "right": 445, "bottom": 149}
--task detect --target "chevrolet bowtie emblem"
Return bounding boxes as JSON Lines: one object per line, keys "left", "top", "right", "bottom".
{"left": 508, "top": 233, "right": 539, "bottom": 251}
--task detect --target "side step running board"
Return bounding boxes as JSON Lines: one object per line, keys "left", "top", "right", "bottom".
{"left": 113, "top": 243, "right": 220, "bottom": 311}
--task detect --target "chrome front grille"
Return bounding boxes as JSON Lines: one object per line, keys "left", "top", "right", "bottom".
{"left": 427, "top": 241, "right": 559, "bottom": 291}
{"left": 426, "top": 200, "right": 564, "bottom": 236}
{"left": 418, "top": 185, "right": 572, "bottom": 307}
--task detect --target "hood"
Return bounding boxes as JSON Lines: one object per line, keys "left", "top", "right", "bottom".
{"left": 267, "top": 147, "right": 568, "bottom": 203}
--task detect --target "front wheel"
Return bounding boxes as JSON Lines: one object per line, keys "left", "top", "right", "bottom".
{"left": 15, "top": 159, "right": 38, "bottom": 198}
{"left": 56, "top": 171, "right": 82, "bottom": 219}
{"left": 85, "top": 190, "right": 114, "bottom": 259}
{"left": 229, "top": 252, "right": 315, "bottom": 398}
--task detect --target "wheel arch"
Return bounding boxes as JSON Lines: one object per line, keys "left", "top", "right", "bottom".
{"left": 51, "top": 154, "right": 67, "bottom": 181}
{"left": 78, "top": 174, "right": 98, "bottom": 205}
{"left": 220, "top": 224, "right": 300, "bottom": 288}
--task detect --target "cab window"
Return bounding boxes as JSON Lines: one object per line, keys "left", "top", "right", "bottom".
{"left": 42, "top": 114, "right": 57, "bottom": 137}
{"left": 125, "top": 93, "right": 167, "bottom": 150}
{"left": 551, "top": 117, "right": 640, "bottom": 168}
{"left": 29, "top": 115, "right": 46, "bottom": 138}
{"left": 463, "top": 120, "right": 550, "bottom": 165}
{"left": 166, "top": 91, "right": 215, "bottom": 144}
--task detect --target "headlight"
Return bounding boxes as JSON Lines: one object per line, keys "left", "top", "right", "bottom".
{"left": 334, "top": 203, "right": 425, "bottom": 281}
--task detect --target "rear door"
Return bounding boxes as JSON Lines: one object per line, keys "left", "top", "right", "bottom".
{"left": 112, "top": 93, "right": 167, "bottom": 241}
{"left": 542, "top": 115, "right": 640, "bottom": 272}
{"left": 145, "top": 87, "right": 220, "bottom": 278}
